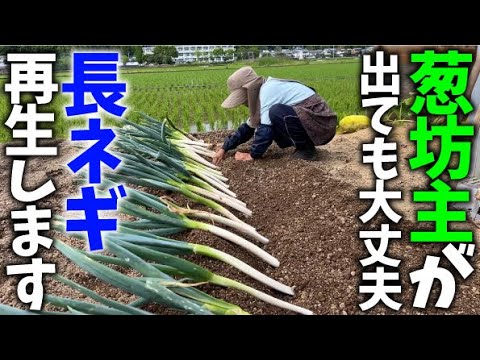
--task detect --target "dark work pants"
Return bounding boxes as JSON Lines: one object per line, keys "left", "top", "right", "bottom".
{"left": 269, "top": 104, "right": 314, "bottom": 150}
{"left": 222, "top": 103, "right": 315, "bottom": 158}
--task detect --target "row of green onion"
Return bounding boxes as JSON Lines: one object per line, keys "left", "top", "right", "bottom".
{"left": 0, "top": 114, "right": 313, "bottom": 315}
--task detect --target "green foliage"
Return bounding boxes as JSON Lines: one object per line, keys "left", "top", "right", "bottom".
{"left": 0, "top": 60, "right": 364, "bottom": 141}
{"left": 152, "top": 46, "right": 179, "bottom": 65}
{"left": 134, "top": 46, "right": 144, "bottom": 64}
{"left": 257, "top": 56, "right": 293, "bottom": 66}
{"left": 194, "top": 49, "right": 202, "bottom": 62}
{"left": 211, "top": 47, "right": 225, "bottom": 60}
{"left": 225, "top": 49, "right": 235, "bottom": 61}
{"left": 236, "top": 46, "right": 260, "bottom": 60}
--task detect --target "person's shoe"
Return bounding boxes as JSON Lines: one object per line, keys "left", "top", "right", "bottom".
{"left": 292, "top": 147, "right": 318, "bottom": 161}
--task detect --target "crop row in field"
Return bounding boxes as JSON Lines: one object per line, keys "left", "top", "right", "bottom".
{"left": 0, "top": 60, "right": 364, "bottom": 142}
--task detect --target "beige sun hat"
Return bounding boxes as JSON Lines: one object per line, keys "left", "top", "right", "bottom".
{"left": 221, "top": 66, "right": 259, "bottom": 108}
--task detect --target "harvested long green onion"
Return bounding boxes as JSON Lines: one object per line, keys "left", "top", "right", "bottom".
{"left": 113, "top": 239, "right": 312, "bottom": 315}
{"left": 0, "top": 304, "right": 36, "bottom": 315}
{"left": 103, "top": 238, "right": 248, "bottom": 315}
{"left": 53, "top": 239, "right": 214, "bottom": 315}
{"left": 52, "top": 217, "right": 293, "bottom": 295}
{"left": 53, "top": 274, "right": 152, "bottom": 315}
{"left": 27, "top": 113, "right": 312, "bottom": 316}
{"left": 119, "top": 188, "right": 279, "bottom": 267}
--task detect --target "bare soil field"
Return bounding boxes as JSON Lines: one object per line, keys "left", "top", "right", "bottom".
{"left": 1, "top": 125, "right": 479, "bottom": 314}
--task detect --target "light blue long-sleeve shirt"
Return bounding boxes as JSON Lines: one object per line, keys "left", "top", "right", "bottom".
{"left": 247, "top": 77, "right": 315, "bottom": 126}
{"left": 226, "top": 77, "right": 317, "bottom": 158}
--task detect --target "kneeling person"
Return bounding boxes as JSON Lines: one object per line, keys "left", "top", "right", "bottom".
{"left": 213, "top": 66, "right": 337, "bottom": 164}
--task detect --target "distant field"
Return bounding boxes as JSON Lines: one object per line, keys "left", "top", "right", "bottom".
{"left": 0, "top": 59, "right": 364, "bottom": 142}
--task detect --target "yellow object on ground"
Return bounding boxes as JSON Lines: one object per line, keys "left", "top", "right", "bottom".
{"left": 336, "top": 115, "right": 371, "bottom": 134}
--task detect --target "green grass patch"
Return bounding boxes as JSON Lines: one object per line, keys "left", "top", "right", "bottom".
{"left": 0, "top": 60, "right": 364, "bottom": 142}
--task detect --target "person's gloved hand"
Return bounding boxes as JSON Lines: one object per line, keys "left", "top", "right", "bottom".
{"left": 212, "top": 148, "right": 226, "bottom": 165}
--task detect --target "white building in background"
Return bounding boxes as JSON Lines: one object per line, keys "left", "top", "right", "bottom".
{"left": 142, "top": 45, "right": 235, "bottom": 64}
{"left": 0, "top": 55, "right": 5, "bottom": 67}
{"left": 176, "top": 45, "right": 235, "bottom": 63}
{"left": 142, "top": 46, "right": 155, "bottom": 55}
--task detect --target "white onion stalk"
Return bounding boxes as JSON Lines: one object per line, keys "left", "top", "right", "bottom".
{"left": 193, "top": 244, "right": 292, "bottom": 294}
{"left": 179, "top": 147, "right": 218, "bottom": 169}
{"left": 210, "top": 275, "right": 312, "bottom": 315}
{"left": 186, "top": 162, "right": 228, "bottom": 182}
{"left": 115, "top": 240, "right": 295, "bottom": 307}
{"left": 116, "top": 230, "right": 291, "bottom": 295}
{"left": 175, "top": 142, "right": 215, "bottom": 158}
{"left": 187, "top": 166, "right": 233, "bottom": 195}
{"left": 187, "top": 164, "right": 231, "bottom": 190}
{"left": 171, "top": 139, "right": 212, "bottom": 148}
{"left": 197, "top": 169, "right": 231, "bottom": 189}
{"left": 191, "top": 147, "right": 215, "bottom": 158}
{"left": 189, "top": 143, "right": 214, "bottom": 151}
{"left": 188, "top": 174, "right": 243, "bottom": 205}
{"left": 184, "top": 184, "right": 252, "bottom": 217}
{"left": 182, "top": 143, "right": 215, "bottom": 156}
{"left": 121, "top": 193, "right": 278, "bottom": 267}
{"left": 118, "top": 241, "right": 307, "bottom": 314}
{"left": 175, "top": 183, "right": 245, "bottom": 224}
{"left": 53, "top": 216, "right": 291, "bottom": 295}
{"left": 108, "top": 171, "right": 245, "bottom": 224}
{"left": 193, "top": 212, "right": 269, "bottom": 244}
{"left": 193, "top": 176, "right": 239, "bottom": 200}
{"left": 161, "top": 197, "right": 268, "bottom": 244}
{"left": 188, "top": 220, "right": 279, "bottom": 268}
{"left": 143, "top": 275, "right": 310, "bottom": 315}
{"left": 207, "top": 185, "right": 239, "bottom": 203}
